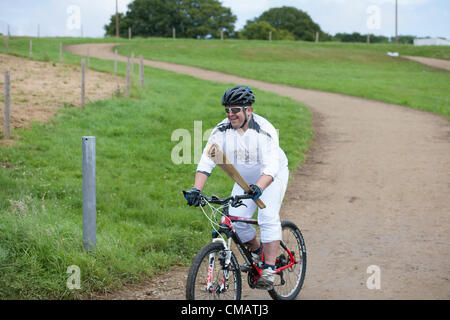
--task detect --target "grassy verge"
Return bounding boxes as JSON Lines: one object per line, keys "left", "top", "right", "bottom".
{"left": 0, "top": 37, "right": 312, "bottom": 298}
{"left": 115, "top": 38, "right": 450, "bottom": 119}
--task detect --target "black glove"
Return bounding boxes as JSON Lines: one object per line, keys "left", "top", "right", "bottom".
{"left": 247, "top": 184, "right": 263, "bottom": 200}
{"left": 184, "top": 188, "right": 203, "bottom": 207}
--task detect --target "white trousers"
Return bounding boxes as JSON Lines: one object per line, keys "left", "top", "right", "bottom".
{"left": 229, "top": 166, "right": 289, "bottom": 243}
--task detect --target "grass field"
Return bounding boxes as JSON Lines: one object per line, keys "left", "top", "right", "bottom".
{"left": 0, "top": 37, "right": 312, "bottom": 298}
{"left": 116, "top": 38, "right": 450, "bottom": 119}
{"left": 2, "top": 37, "right": 449, "bottom": 118}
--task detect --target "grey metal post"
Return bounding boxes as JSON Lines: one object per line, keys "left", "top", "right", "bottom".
{"left": 315, "top": 31, "right": 319, "bottom": 43}
{"left": 395, "top": 0, "right": 398, "bottom": 44}
{"left": 173, "top": 27, "right": 176, "bottom": 39}
{"left": 126, "top": 58, "right": 130, "bottom": 97}
{"left": 220, "top": 30, "right": 224, "bottom": 40}
{"left": 81, "top": 59, "right": 85, "bottom": 108}
{"left": 114, "top": 49, "right": 118, "bottom": 73}
{"left": 128, "top": 27, "right": 131, "bottom": 40}
{"left": 82, "top": 136, "right": 96, "bottom": 252}
{"left": 37, "top": 24, "right": 40, "bottom": 38}
{"left": 139, "top": 55, "right": 144, "bottom": 88}
{"left": 4, "top": 72, "right": 11, "bottom": 138}
{"left": 60, "top": 41, "right": 62, "bottom": 63}
{"left": 367, "top": 34, "right": 370, "bottom": 44}
{"left": 269, "top": 31, "right": 272, "bottom": 41}
{"left": 29, "top": 39, "right": 32, "bottom": 57}
{"left": 5, "top": 37, "right": 8, "bottom": 54}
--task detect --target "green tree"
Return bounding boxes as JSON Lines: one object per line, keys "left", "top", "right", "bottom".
{"left": 370, "top": 34, "right": 389, "bottom": 43}
{"left": 240, "top": 20, "right": 295, "bottom": 40}
{"left": 182, "top": 0, "right": 236, "bottom": 38}
{"left": 104, "top": 0, "right": 236, "bottom": 39}
{"left": 252, "top": 6, "right": 331, "bottom": 41}
{"left": 335, "top": 32, "right": 366, "bottom": 42}
{"left": 334, "top": 32, "right": 390, "bottom": 43}
{"left": 396, "top": 35, "right": 416, "bottom": 44}
{"left": 104, "top": 13, "right": 132, "bottom": 38}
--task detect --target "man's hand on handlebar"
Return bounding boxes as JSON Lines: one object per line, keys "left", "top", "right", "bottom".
{"left": 183, "top": 190, "right": 254, "bottom": 208}
{"left": 246, "top": 184, "right": 263, "bottom": 200}
{"left": 184, "top": 188, "right": 203, "bottom": 207}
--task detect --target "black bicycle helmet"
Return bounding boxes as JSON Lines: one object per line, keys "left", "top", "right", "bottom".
{"left": 221, "top": 86, "right": 255, "bottom": 106}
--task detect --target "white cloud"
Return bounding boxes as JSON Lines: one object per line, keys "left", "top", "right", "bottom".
{"left": 369, "top": 0, "right": 430, "bottom": 4}
{"left": 318, "top": 0, "right": 429, "bottom": 4}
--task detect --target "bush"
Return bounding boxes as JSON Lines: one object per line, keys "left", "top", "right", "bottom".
{"left": 239, "top": 21, "right": 295, "bottom": 41}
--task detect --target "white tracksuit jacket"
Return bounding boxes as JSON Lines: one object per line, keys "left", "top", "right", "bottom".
{"left": 197, "top": 113, "right": 289, "bottom": 243}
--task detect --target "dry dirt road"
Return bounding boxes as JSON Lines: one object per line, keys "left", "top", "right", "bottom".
{"left": 65, "top": 44, "right": 450, "bottom": 300}
{"left": 402, "top": 55, "right": 450, "bottom": 71}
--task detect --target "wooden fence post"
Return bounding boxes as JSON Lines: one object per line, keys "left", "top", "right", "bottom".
{"left": 29, "top": 39, "right": 32, "bottom": 57}
{"left": 173, "top": 27, "right": 176, "bottom": 39}
{"left": 114, "top": 49, "right": 118, "bottom": 73}
{"left": 269, "top": 31, "right": 272, "bottom": 41}
{"left": 139, "top": 55, "right": 144, "bottom": 88}
{"left": 4, "top": 72, "right": 11, "bottom": 138}
{"left": 315, "top": 32, "right": 319, "bottom": 43}
{"left": 81, "top": 59, "right": 85, "bottom": 109}
{"left": 126, "top": 58, "right": 130, "bottom": 97}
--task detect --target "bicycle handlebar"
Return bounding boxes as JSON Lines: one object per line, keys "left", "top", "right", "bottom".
{"left": 182, "top": 190, "right": 253, "bottom": 207}
{"left": 203, "top": 193, "right": 253, "bottom": 206}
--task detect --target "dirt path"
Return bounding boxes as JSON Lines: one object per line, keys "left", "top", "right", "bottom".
{"left": 66, "top": 43, "right": 450, "bottom": 300}
{"left": 402, "top": 55, "right": 450, "bottom": 71}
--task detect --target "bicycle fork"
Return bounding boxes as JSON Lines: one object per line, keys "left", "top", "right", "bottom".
{"left": 205, "top": 237, "right": 233, "bottom": 293}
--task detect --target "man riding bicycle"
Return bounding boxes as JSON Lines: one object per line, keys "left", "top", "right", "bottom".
{"left": 184, "top": 86, "right": 289, "bottom": 289}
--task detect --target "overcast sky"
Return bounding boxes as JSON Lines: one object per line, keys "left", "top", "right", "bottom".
{"left": 0, "top": 0, "right": 449, "bottom": 39}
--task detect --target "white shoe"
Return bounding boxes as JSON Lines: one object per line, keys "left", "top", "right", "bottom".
{"left": 256, "top": 268, "right": 275, "bottom": 290}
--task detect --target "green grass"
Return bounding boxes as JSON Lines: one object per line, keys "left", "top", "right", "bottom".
{"left": 0, "top": 37, "right": 312, "bottom": 298}
{"left": 115, "top": 38, "right": 450, "bottom": 119}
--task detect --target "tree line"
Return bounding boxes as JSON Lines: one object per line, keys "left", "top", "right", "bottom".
{"left": 334, "top": 33, "right": 416, "bottom": 44}
{"left": 104, "top": 0, "right": 419, "bottom": 43}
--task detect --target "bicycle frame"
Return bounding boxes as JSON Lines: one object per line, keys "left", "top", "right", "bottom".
{"left": 204, "top": 199, "right": 297, "bottom": 291}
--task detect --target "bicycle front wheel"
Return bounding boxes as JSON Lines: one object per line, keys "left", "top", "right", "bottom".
{"left": 268, "top": 220, "right": 307, "bottom": 300}
{"left": 186, "top": 242, "right": 242, "bottom": 300}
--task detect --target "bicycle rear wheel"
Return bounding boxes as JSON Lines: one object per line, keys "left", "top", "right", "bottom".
{"left": 186, "top": 242, "right": 242, "bottom": 300}
{"left": 268, "top": 220, "right": 307, "bottom": 300}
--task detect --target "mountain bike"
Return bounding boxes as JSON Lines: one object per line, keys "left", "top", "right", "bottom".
{"left": 182, "top": 191, "right": 306, "bottom": 300}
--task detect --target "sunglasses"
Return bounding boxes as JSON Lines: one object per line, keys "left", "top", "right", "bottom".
{"left": 225, "top": 106, "right": 246, "bottom": 114}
